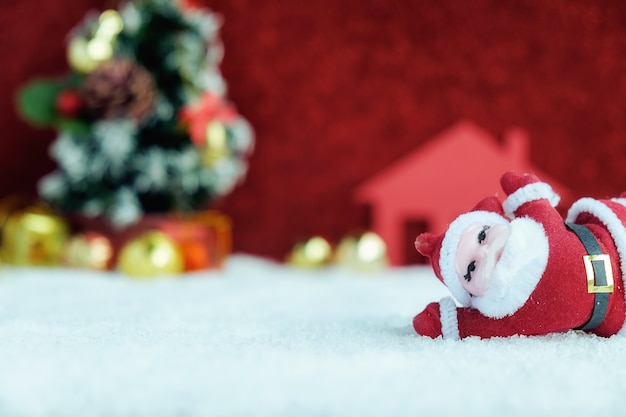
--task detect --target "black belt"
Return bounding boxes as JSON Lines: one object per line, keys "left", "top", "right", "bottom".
{"left": 566, "top": 223, "right": 615, "bottom": 331}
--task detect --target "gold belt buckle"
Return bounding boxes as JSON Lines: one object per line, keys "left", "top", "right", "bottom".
{"left": 583, "top": 254, "right": 614, "bottom": 293}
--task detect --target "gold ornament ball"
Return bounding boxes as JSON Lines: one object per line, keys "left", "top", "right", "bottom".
{"left": 286, "top": 236, "right": 333, "bottom": 268}
{"left": 1, "top": 205, "right": 70, "bottom": 266}
{"left": 67, "top": 10, "right": 122, "bottom": 74}
{"left": 95, "top": 10, "right": 124, "bottom": 40}
{"left": 67, "top": 36, "right": 113, "bottom": 73}
{"left": 117, "top": 230, "right": 185, "bottom": 278}
{"left": 202, "top": 120, "right": 231, "bottom": 167}
{"left": 63, "top": 232, "right": 114, "bottom": 270}
{"left": 335, "top": 231, "right": 388, "bottom": 272}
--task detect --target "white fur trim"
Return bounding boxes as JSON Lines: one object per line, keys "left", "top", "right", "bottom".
{"left": 471, "top": 217, "right": 549, "bottom": 318}
{"left": 567, "top": 198, "right": 626, "bottom": 333}
{"left": 439, "top": 297, "right": 460, "bottom": 340}
{"left": 566, "top": 198, "right": 626, "bottom": 279}
{"left": 439, "top": 211, "right": 509, "bottom": 307}
{"left": 503, "top": 182, "right": 560, "bottom": 217}
{"left": 612, "top": 198, "right": 626, "bottom": 208}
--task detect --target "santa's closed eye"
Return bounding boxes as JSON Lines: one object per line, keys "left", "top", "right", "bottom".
{"left": 478, "top": 225, "right": 490, "bottom": 244}
{"left": 464, "top": 261, "right": 476, "bottom": 281}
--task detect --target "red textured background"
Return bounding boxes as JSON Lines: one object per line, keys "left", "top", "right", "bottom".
{"left": 2, "top": 0, "right": 626, "bottom": 263}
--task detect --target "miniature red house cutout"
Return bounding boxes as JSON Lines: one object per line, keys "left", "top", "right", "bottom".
{"left": 355, "top": 120, "right": 572, "bottom": 266}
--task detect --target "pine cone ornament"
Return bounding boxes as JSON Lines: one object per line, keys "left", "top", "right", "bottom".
{"left": 80, "top": 58, "right": 156, "bottom": 122}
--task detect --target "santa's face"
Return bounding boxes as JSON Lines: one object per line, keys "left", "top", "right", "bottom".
{"left": 454, "top": 222, "right": 511, "bottom": 296}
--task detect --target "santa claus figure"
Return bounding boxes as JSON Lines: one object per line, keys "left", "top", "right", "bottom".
{"left": 413, "top": 171, "right": 626, "bottom": 339}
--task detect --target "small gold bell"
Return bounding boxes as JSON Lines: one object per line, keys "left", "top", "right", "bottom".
{"left": 286, "top": 236, "right": 333, "bottom": 268}
{"left": 334, "top": 231, "right": 388, "bottom": 272}
{"left": 63, "top": 232, "right": 114, "bottom": 270}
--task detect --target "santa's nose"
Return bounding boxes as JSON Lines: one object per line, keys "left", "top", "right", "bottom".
{"left": 476, "top": 245, "right": 489, "bottom": 261}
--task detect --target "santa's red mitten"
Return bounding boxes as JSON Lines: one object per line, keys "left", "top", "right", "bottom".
{"left": 413, "top": 297, "right": 459, "bottom": 340}
{"left": 500, "top": 171, "right": 560, "bottom": 217}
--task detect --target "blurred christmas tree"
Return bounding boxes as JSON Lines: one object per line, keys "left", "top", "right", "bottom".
{"left": 17, "top": 0, "right": 254, "bottom": 228}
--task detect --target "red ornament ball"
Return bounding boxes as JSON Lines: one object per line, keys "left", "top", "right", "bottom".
{"left": 55, "top": 90, "right": 83, "bottom": 117}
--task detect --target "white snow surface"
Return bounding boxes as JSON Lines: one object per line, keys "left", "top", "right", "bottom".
{"left": 1, "top": 255, "right": 626, "bottom": 417}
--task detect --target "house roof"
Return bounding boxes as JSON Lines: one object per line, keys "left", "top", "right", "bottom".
{"left": 355, "top": 120, "right": 571, "bottom": 228}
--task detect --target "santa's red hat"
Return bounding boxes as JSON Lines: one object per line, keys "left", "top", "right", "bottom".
{"left": 415, "top": 196, "right": 509, "bottom": 307}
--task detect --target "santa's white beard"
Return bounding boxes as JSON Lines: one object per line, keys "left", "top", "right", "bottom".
{"left": 470, "top": 217, "right": 550, "bottom": 318}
